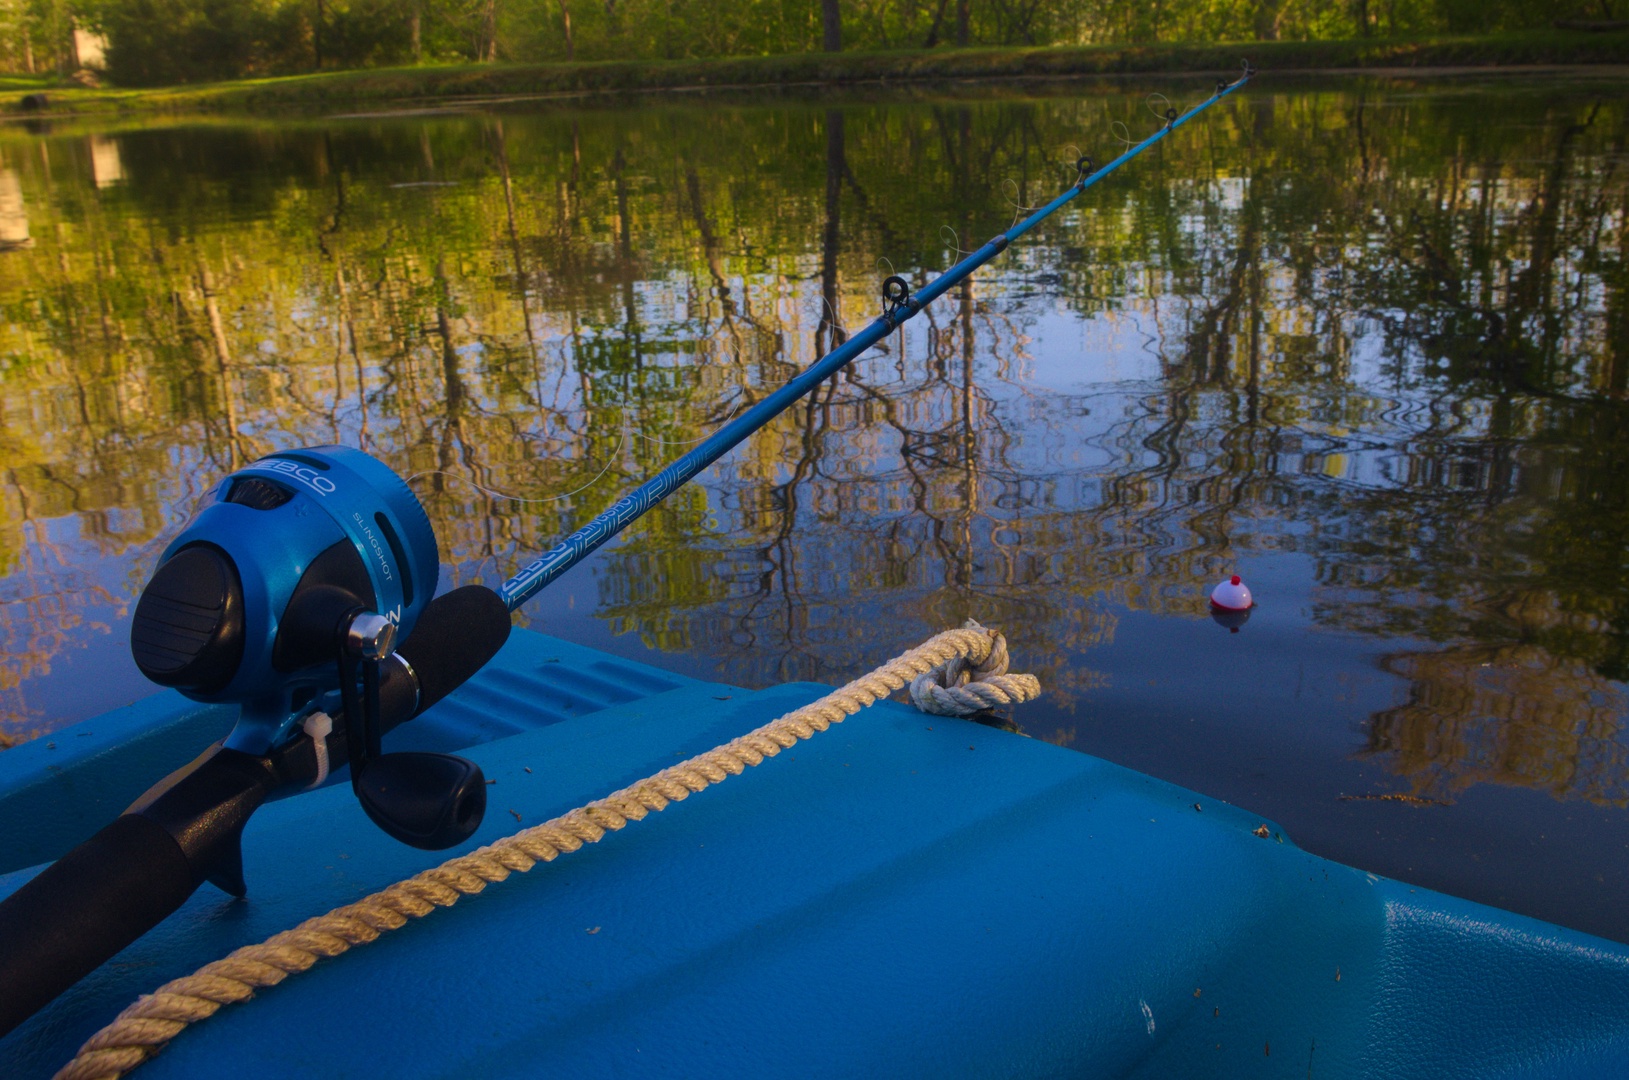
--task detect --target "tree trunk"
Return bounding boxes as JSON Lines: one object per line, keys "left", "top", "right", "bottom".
{"left": 410, "top": 6, "right": 422, "bottom": 61}
{"left": 559, "top": 0, "right": 575, "bottom": 59}
{"left": 817, "top": 111, "right": 845, "bottom": 358}
{"left": 483, "top": 0, "right": 499, "bottom": 61}
{"left": 955, "top": 0, "right": 969, "bottom": 46}
{"left": 1251, "top": 0, "right": 1282, "bottom": 40}
{"left": 197, "top": 262, "right": 245, "bottom": 469}
{"left": 22, "top": 24, "right": 34, "bottom": 74}
{"left": 823, "top": 0, "right": 841, "bottom": 51}
{"left": 923, "top": 0, "right": 951, "bottom": 47}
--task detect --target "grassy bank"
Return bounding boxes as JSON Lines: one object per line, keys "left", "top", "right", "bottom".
{"left": 6, "top": 31, "right": 1628, "bottom": 115}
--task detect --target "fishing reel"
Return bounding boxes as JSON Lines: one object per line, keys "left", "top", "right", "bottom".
{"left": 130, "top": 446, "right": 493, "bottom": 851}
{"left": 0, "top": 448, "right": 514, "bottom": 1039}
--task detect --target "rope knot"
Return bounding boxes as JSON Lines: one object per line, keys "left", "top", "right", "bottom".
{"left": 908, "top": 620, "right": 1041, "bottom": 717}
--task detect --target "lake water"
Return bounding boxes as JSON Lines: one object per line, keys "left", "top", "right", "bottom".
{"left": 2, "top": 71, "right": 1627, "bottom": 939}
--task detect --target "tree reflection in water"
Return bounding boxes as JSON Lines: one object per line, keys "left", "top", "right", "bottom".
{"left": 0, "top": 78, "right": 1625, "bottom": 829}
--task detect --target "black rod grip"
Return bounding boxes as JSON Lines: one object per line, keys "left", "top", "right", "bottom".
{"left": 0, "top": 815, "right": 198, "bottom": 1039}
{"left": 0, "top": 746, "right": 276, "bottom": 1038}
{"left": 395, "top": 585, "right": 512, "bottom": 716}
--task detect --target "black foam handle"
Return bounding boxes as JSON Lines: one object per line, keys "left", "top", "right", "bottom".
{"left": 0, "top": 815, "right": 198, "bottom": 1039}
{"left": 395, "top": 585, "right": 512, "bottom": 716}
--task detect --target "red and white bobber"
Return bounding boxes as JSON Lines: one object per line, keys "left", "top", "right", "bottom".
{"left": 1209, "top": 574, "right": 1253, "bottom": 632}
{"left": 1210, "top": 575, "right": 1253, "bottom": 611}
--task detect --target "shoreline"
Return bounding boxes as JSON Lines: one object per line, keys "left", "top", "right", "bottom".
{"left": 4, "top": 34, "right": 1628, "bottom": 118}
{"left": 318, "top": 63, "right": 1629, "bottom": 119}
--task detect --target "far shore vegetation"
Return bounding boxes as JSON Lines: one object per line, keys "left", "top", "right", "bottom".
{"left": 0, "top": 0, "right": 1625, "bottom": 113}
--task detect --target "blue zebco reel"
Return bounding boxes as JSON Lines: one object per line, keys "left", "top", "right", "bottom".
{"left": 130, "top": 445, "right": 490, "bottom": 849}
{"left": 0, "top": 446, "right": 515, "bottom": 1037}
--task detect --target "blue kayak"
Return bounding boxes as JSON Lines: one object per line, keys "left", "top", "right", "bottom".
{"left": 4, "top": 628, "right": 1628, "bottom": 1078}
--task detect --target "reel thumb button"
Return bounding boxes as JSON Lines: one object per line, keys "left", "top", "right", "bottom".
{"left": 130, "top": 544, "right": 247, "bottom": 694}
{"left": 224, "top": 477, "right": 293, "bottom": 511}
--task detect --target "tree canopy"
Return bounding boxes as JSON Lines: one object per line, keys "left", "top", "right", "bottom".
{"left": 1, "top": 0, "right": 1621, "bottom": 86}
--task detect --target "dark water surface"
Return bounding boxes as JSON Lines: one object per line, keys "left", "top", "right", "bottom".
{"left": 3, "top": 73, "right": 1628, "bottom": 938}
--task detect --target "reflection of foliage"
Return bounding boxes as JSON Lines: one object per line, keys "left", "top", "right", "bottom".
{"left": 1370, "top": 644, "right": 1629, "bottom": 806}
{"left": 1272, "top": 93, "right": 1629, "bottom": 799}
{"left": 0, "top": 82, "right": 1624, "bottom": 812}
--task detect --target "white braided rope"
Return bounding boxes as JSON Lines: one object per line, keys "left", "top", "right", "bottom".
{"left": 909, "top": 620, "right": 1040, "bottom": 716}
{"left": 56, "top": 624, "right": 1040, "bottom": 1080}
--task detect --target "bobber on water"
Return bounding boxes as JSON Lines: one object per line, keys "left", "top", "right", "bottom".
{"left": 1209, "top": 574, "right": 1253, "bottom": 632}
{"left": 1210, "top": 575, "right": 1253, "bottom": 611}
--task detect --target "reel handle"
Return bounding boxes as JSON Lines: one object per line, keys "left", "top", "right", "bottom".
{"left": 339, "top": 585, "right": 511, "bottom": 850}
{"left": 355, "top": 752, "right": 488, "bottom": 850}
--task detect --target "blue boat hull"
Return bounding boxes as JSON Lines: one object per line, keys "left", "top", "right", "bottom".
{"left": 3, "top": 629, "right": 1628, "bottom": 1077}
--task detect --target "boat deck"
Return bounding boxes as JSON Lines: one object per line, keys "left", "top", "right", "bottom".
{"left": 3, "top": 629, "right": 1628, "bottom": 1078}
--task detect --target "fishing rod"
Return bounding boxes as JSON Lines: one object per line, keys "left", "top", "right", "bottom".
{"left": 0, "top": 65, "right": 1253, "bottom": 1039}
{"left": 499, "top": 64, "right": 1255, "bottom": 613}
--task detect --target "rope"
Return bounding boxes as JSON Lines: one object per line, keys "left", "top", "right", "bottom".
{"left": 909, "top": 620, "right": 1040, "bottom": 716}
{"left": 56, "top": 623, "right": 1040, "bottom": 1080}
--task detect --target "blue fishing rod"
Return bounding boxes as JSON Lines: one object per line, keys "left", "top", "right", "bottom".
{"left": 0, "top": 67, "right": 1252, "bottom": 1039}
{"left": 500, "top": 63, "right": 1255, "bottom": 613}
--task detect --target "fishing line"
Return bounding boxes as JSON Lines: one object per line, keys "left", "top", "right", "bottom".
{"left": 940, "top": 226, "right": 977, "bottom": 258}
{"left": 405, "top": 396, "right": 752, "bottom": 505}
{"left": 1055, "top": 144, "right": 1088, "bottom": 187}
{"left": 1002, "top": 179, "right": 1041, "bottom": 228}
{"left": 819, "top": 294, "right": 851, "bottom": 335}
{"left": 405, "top": 436, "right": 627, "bottom": 506}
